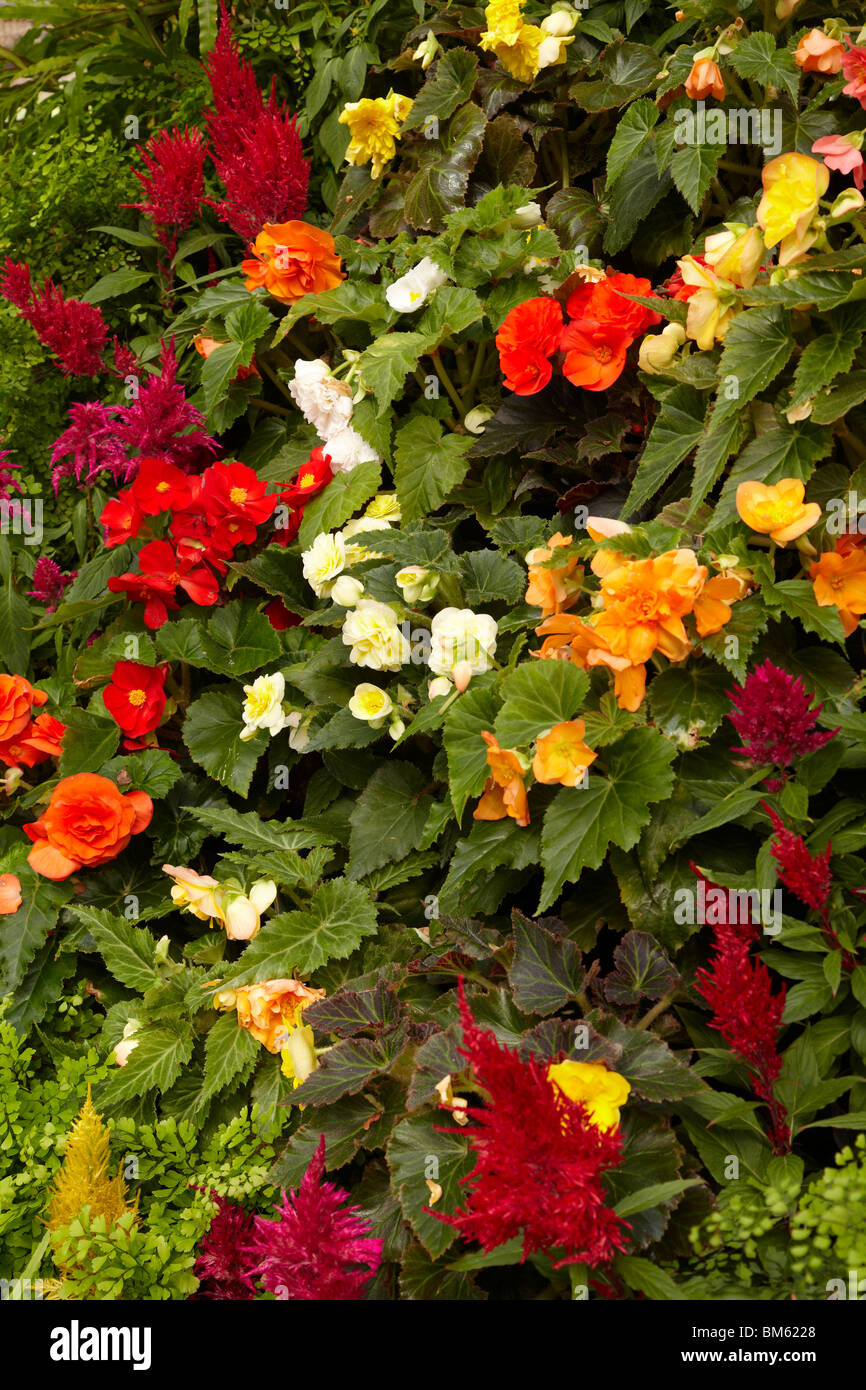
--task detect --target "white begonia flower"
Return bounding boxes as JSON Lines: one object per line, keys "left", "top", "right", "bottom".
{"left": 348, "top": 682, "right": 394, "bottom": 726}
{"left": 286, "top": 711, "right": 312, "bottom": 752}
{"left": 541, "top": 9, "right": 578, "bottom": 36}
{"left": 114, "top": 1019, "right": 141, "bottom": 1067}
{"left": 288, "top": 358, "right": 354, "bottom": 440}
{"left": 428, "top": 607, "right": 498, "bottom": 679}
{"left": 222, "top": 880, "right": 278, "bottom": 941}
{"left": 302, "top": 531, "right": 346, "bottom": 597}
{"left": 428, "top": 676, "right": 453, "bottom": 700}
{"left": 343, "top": 516, "right": 392, "bottom": 539}
{"left": 240, "top": 672, "right": 287, "bottom": 742}
{"left": 323, "top": 424, "right": 382, "bottom": 475}
{"left": 386, "top": 256, "right": 448, "bottom": 314}
{"left": 513, "top": 201, "right": 543, "bottom": 228}
{"left": 331, "top": 574, "right": 365, "bottom": 607}
{"left": 396, "top": 566, "right": 439, "bottom": 604}
{"left": 342, "top": 600, "right": 410, "bottom": 671}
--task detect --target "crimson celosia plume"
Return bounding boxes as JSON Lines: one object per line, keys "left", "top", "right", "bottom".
{"left": 437, "top": 981, "right": 630, "bottom": 1268}
{"left": 1, "top": 258, "right": 108, "bottom": 377}
{"left": 203, "top": 5, "right": 310, "bottom": 240}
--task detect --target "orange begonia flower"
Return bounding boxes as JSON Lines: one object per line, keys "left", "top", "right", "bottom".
{"left": 241, "top": 221, "right": 344, "bottom": 304}
{"left": 533, "top": 614, "right": 647, "bottom": 713}
{"left": 23, "top": 773, "right": 153, "bottom": 881}
{"left": 216, "top": 978, "right": 326, "bottom": 1053}
{"left": 0, "top": 674, "right": 47, "bottom": 743}
{"left": 736, "top": 478, "right": 822, "bottom": 544}
{"left": 473, "top": 731, "right": 530, "bottom": 827}
{"left": 693, "top": 574, "right": 745, "bottom": 637}
{"left": 533, "top": 720, "right": 597, "bottom": 786}
{"left": 525, "top": 532, "right": 583, "bottom": 618}
{"left": 810, "top": 549, "right": 866, "bottom": 636}
{"left": 590, "top": 549, "right": 705, "bottom": 666}
{"left": 685, "top": 56, "right": 725, "bottom": 101}
{"left": 794, "top": 30, "right": 845, "bottom": 75}
{"left": 0, "top": 873, "right": 21, "bottom": 915}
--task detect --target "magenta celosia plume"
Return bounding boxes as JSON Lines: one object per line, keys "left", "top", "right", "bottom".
{"left": 245, "top": 1137, "right": 382, "bottom": 1300}
{"left": 437, "top": 982, "right": 630, "bottom": 1268}
{"left": 765, "top": 804, "right": 832, "bottom": 915}
{"left": 29, "top": 557, "right": 76, "bottom": 613}
{"left": 1, "top": 257, "right": 108, "bottom": 377}
{"left": 728, "top": 660, "right": 837, "bottom": 768}
{"left": 50, "top": 402, "right": 129, "bottom": 494}
{"left": 204, "top": 6, "right": 310, "bottom": 240}
{"left": 0, "top": 437, "right": 22, "bottom": 500}
{"left": 114, "top": 339, "right": 218, "bottom": 471}
{"left": 193, "top": 1194, "right": 258, "bottom": 1301}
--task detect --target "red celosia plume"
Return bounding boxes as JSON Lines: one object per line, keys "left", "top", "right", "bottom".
{"left": 1, "top": 258, "right": 108, "bottom": 377}
{"left": 437, "top": 981, "right": 630, "bottom": 1268}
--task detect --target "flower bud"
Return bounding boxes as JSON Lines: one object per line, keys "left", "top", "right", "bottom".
{"left": 428, "top": 676, "right": 453, "bottom": 700}
{"left": 637, "top": 322, "right": 687, "bottom": 374}
{"left": 330, "top": 574, "right": 365, "bottom": 607}
{"left": 513, "top": 201, "right": 543, "bottom": 228}
{"left": 463, "top": 406, "right": 494, "bottom": 435}
{"left": 412, "top": 31, "right": 439, "bottom": 69}
{"left": 388, "top": 716, "right": 406, "bottom": 741}
{"left": 829, "top": 189, "right": 865, "bottom": 220}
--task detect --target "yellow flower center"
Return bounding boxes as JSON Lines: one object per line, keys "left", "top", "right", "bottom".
{"left": 156, "top": 481, "right": 170, "bottom": 493}
{"left": 299, "top": 471, "right": 315, "bottom": 489}
{"left": 230, "top": 487, "right": 248, "bottom": 505}
{"left": 128, "top": 689, "right": 147, "bottom": 707}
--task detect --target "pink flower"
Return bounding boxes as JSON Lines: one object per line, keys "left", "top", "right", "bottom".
{"left": 842, "top": 40, "right": 866, "bottom": 109}
{"left": 0, "top": 438, "right": 21, "bottom": 501}
{"left": 728, "top": 660, "right": 837, "bottom": 770}
{"left": 50, "top": 402, "right": 129, "bottom": 494}
{"left": 193, "top": 1194, "right": 257, "bottom": 1301}
{"left": 114, "top": 339, "right": 218, "bottom": 472}
{"left": 812, "top": 134, "right": 865, "bottom": 189}
{"left": 0, "top": 259, "right": 108, "bottom": 377}
{"left": 204, "top": 6, "right": 309, "bottom": 241}
{"left": 127, "top": 126, "right": 207, "bottom": 231}
{"left": 245, "top": 1137, "right": 382, "bottom": 1300}
{"left": 29, "top": 557, "right": 76, "bottom": 614}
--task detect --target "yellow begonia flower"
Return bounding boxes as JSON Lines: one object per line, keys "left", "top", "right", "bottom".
{"left": 756, "top": 153, "right": 829, "bottom": 249}
{"left": 483, "top": 0, "right": 525, "bottom": 42}
{"left": 703, "top": 224, "right": 765, "bottom": 289}
{"left": 486, "top": 24, "right": 545, "bottom": 82}
{"left": 280, "top": 1019, "right": 318, "bottom": 1089}
{"left": 547, "top": 1060, "right": 631, "bottom": 1131}
{"left": 677, "top": 256, "right": 737, "bottom": 351}
{"left": 338, "top": 91, "right": 414, "bottom": 180}
{"left": 365, "top": 492, "right": 402, "bottom": 522}
{"left": 736, "top": 478, "right": 822, "bottom": 545}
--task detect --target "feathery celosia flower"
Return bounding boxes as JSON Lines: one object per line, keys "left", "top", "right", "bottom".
{"left": 29, "top": 557, "right": 75, "bottom": 613}
{"left": 245, "top": 1137, "right": 382, "bottom": 1300}
{"left": 111, "top": 337, "right": 140, "bottom": 379}
{"left": 193, "top": 1194, "right": 257, "bottom": 1301}
{"left": 764, "top": 804, "right": 832, "bottom": 914}
{"left": 728, "top": 660, "right": 837, "bottom": 768}
{"left": 114, "top": 340, "right": 218, "bottom": 471}
{"left": 693, "top": 867, "right": 788, "bottom": 1152}
{"left": 204, "top": 7, "right": 309, "bottom": 240}
{"left": 1, "top": 258, "right": 108, "bottom": 377}
{"left": 0, "top": 437, "right": 21, "bottom": 500}
{"left": 50, "top": 402, "right": 129, "bottom": 494}
{"left": 127, "top": 126, "right": 207, "bottom": 232}
{"left": 47, "top": 1086, "right": 135, "bottom": 1235}
{"left": 438, "top": 982, "right": 630, "bottom": 1267}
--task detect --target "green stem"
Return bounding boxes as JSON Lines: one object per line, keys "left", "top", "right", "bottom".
{"left": 430, "top": 351, "right": 466, "bottom": 418}
{"left": 635, "top": 991, "right": 677, "bottom": 1031}
{"left": 257, "top": 357, "right": 298, "bottom": 404}
{"left": 249, "top": 396, "right": 292, "bottom": 417}
{"left": 462, "top": 340, "right": 488, "bottom": 407}
{"left": 559, "top": 128, "right": 570, "bottom": 189}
